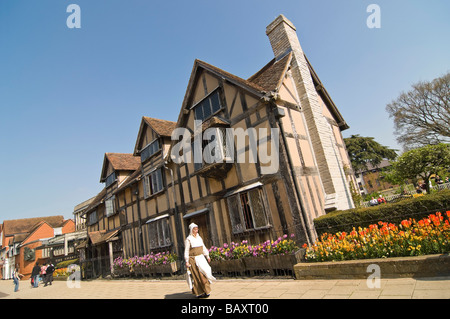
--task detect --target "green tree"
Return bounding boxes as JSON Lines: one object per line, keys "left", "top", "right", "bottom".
{"left": 383, "top": 143, "right": 450, "bottom": 192}
{"left": 344, "top": 135, "right": 397, "bottom": 172}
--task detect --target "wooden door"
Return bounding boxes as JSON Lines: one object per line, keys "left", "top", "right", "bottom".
{"left": 187, "top": 213, "right": 211, "bottom": 249}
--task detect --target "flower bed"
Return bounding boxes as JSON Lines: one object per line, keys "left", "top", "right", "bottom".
{"left": 208, "top": 235, "right": 300, "bottom": 275}
{"left": 112, "top": 251, "right": 178, "bottom": 277}
{"left": 303, "top": 212, "right": 450, "bottom": 262}
{"left": 209, "top": 234, "right": 298, "bottom": 260}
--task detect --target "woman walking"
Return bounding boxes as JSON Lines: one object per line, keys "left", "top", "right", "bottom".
{"left": 184, "top": 223, "right": 215, "bottom": 298}
{"left": 12, "top": 266, "right": 23, "bottom": 292}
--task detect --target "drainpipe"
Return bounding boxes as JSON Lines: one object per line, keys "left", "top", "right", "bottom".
{"left": 136, "top": 184, "right": 145, "bottom": 256}
{"left": 270, "top": 99, "right": 314, "bottom": 245}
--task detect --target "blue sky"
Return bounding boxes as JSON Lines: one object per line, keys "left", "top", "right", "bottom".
{"left": 1, "top": 0, "right": 449, "bottom": 222}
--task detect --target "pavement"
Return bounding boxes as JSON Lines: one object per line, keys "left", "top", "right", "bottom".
{"left": 1, "top": 276, "right": 450, "bottom": 299}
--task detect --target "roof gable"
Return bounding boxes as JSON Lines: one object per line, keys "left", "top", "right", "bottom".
{"left": 175, "top": 59, "right": 269, "bottom": 132}
{"left": 247, "top": 52, "right": 292, "bottom": 92}
{"left": 100, "top": 153, "right": 141, "bottom": 182}
{"left": 133, "top": 116, "right": 177, "bottom": 155}
{"left": 2, "top": 216, "right": 65, "bottom": 237}
{"left": 20, "top": 221, "right": 54, "bottom": 246}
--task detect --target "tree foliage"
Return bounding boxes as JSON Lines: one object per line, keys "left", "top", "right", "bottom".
{"left": 386, "top": 72, "right": 450, "bottom": 150}
{"left": 383, "top": 143, "right": 450, "bottom": 190}
{"left": 344, "top": 135, "right": 397, "bottom": 172}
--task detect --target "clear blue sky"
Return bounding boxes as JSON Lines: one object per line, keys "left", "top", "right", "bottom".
{"left": 1, "top": 0, "right": 449, "bottom": 222}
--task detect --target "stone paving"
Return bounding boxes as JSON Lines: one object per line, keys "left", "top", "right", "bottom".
{"left": 1, "top": 276, "right": 450, "bottom": 299}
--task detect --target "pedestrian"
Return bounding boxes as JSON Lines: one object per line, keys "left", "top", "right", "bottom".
{"left": 40, "top": 263, "right": 47, "bottom": 286}
{"left": 377, "top": 195, "right": 386, "bottom": 204}
{"left": 44, "top": 263, "right": 55, "bottom": 287}
{"left": 369, "top": 197, "right": 378, "bottom": 206}
{"left": 31, "top": 262, "right": 40, "bottom": 288}
{"left": 184, "top": 223, "right": 216, "bottom": 298}
{"left": 12, "top": 266, "right": 23, "bottom": 292}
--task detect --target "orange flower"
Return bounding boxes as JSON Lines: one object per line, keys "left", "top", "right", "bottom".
{"left": 401, "top": 220, "right": 411, "bottom": 228}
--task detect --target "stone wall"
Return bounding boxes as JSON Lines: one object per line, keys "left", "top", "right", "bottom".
{"left": 294, "top": 254, "right": 450, "bottom": 279}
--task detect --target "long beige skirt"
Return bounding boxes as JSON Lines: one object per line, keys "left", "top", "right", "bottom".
{"left": 189, "top": 247, "right": 211, "bottom": 296}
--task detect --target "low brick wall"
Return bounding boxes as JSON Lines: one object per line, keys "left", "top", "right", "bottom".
{"left": 294, "top": 254, "right": 450, "bottom": 280}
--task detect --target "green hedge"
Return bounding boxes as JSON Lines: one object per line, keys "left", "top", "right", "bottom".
{"left": 314, "top": 190, "right": 450, "bottom": 237}
{"left": 56, "top": 258, "right": 79, "bottom": 269}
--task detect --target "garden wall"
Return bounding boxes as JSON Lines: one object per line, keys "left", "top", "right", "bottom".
{"left": 294, "top": 253, "right": 450, "bottom": 280}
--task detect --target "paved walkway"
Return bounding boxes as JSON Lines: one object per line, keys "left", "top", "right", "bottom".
{"left": 1, "top": 276, "right": 450, "bottom": 299}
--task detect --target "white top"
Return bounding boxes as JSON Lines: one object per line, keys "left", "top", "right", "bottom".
{"left": 184, "top": 234, "right": 209, "bottom": 262}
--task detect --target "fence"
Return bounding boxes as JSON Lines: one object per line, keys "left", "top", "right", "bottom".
{"left": 360, "top": 182, "right": 450, "bottom": 208}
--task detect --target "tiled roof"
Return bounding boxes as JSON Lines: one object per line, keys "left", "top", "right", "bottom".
{"left": 2, "top": 216, "right": 65, "bottom": 237}
{"left": 100, "top": 153, "right": 141, "bottom": 182}
{"left": 89, "top": 229, "right": 119, "bottom": 245}
{"left": 105, "top": 153, "right": 141, "bottom": 171}
{"left": 82, "top": 188, "right": 107, "bottom": 216}
{"left": 195, "top": 59, "right": 267, "bottom": 93}
{"left": 247, "top": 52, "right": 292, "bottom": 92}
{"left": 143, "top": 117, "right": 177, "bottom": 137}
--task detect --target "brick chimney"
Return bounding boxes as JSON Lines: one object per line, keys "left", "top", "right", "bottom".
{"left": 266, "top": 15, "right": 354, "bottom": 211}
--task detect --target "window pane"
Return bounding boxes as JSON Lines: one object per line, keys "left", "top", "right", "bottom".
{"left": 106, "top": 197, "right": 115, "bottom": 217}
{"left": 227, "top": 195, "right": 244, "bottom": 234}
{"left": 210, "top": 91, "right": 221, "bottom": 114}
{"left": 162, "top": 220, "right": 171, "bottom": 246}
{"left": 202, "top": 99, "right": 212, "bottom": 119}
{"left": 240, "top": 193, "right": 254, "bottom": 230}
{"left": 149, "top": 222, "right": 158, "bottom": 249}
{"left": 105, "top": 172, "right": 116, "bottom": 188}
{"left": 194, "top": 104, "right": 204, "bottom": 121}
{"left": 150, "top": 169, "right": 163, "bottom": 194}
{"left": 141, "top": 139, "right": 160, "bottom": 162}
{"left": 248, "top": 189, "right": 268, "bottom": 228}
{"left": 144, "top": 175, "right": 151, "bottom": 198}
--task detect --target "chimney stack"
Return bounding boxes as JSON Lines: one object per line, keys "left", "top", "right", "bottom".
{"left": 265, "top": 14, "right": 354, "bottom": 212}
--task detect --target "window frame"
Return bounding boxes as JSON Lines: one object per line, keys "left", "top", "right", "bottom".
{"left": 105, "top": 196, "right": 116, "bottom": 217}
{"left": 194, "top": 126, "right": 232, "bottom": 171}
{"left": 88, "top": 210, "right": 98, "bottom": 225}
{"left": 143, "top": 168, "right": 165, "bottom": 199}
{"left": 226, "top": 187, "right": 271, "bottom": 234}
{"left": 146, "top": 216, "right": 172, "bottom": 249}
{"left": 191, "top": 87, "right": 223, "bottom": 123}
{"left": 105, "top": 171, "right": 117, "bottom": 188}
{"left": 140, "top": 138, "right": 161, "bottom": 163}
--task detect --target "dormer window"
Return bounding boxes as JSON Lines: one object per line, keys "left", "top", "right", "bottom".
{"left": 141, "top": 139, "right": 160, "bottom": 163}
{"left": 193, "top": 88, "right": 222, "bottom": 122}
{"left": 105, "top": 172, "right": 117, "bottom": 188}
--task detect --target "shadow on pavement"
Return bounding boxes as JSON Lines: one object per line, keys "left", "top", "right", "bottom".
{"left": 165, "top": 291, "right": 196, "bottom": 299}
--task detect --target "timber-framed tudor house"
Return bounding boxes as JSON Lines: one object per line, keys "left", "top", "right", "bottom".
{"left": 80, "top": 15, "right": 356, "bottom": 278}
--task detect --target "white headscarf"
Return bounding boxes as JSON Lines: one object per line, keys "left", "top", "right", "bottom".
{"left": 189, "top": 223, "right": 198, "bottom": 236}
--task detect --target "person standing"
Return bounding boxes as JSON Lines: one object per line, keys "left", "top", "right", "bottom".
{"left": 31, "top": 263, "right": 40, "bottom": 288}
{"left": 40, "top": 264, "right": 47, "bottom": 286}
{"left": 12, "top": 266, "right": 23, "bottom": 292}
{"left": 44, "top": 263, "right": 55, "bottom": 286}
{"left": 184, "top": 223, "right": 216, "bottom": 298}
